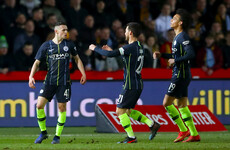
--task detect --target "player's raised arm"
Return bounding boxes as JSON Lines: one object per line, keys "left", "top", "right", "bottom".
{"left": 73, "top": 55, "right": 86, "bottom": 85}
{"left": 89, "top": 44, "right": 120, "bottom": 57}
{"left": 28, "top": 60, "right": 40, "bottom": 89}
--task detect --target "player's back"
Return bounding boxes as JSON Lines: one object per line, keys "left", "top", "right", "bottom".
{"left": 119, "top": 41, "right": 144, "bottom": 90}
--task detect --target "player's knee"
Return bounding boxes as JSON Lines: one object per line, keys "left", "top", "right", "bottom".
{"left": 58, "top": 105, "right": 66, "bottom": 112}
{"left": 163, "top": 101, "right": 168, "bottom": 107}
{"left": 116, "top": 110, "right": 121, "bottom": 116}
{"left": 36, "top": 104, "right": 44, "bottom": 109}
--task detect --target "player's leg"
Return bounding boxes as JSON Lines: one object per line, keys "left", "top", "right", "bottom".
{"left": 35, "top": 96, "right": 48, "bottom": 144}
{"left": 129, "top": 108, "right": 160, "bottom": 140}
{"left": 116, "top": 90, "right": 137, "bottom": 143}
{"left": 52, "top": 84, "right": 71, "bottom": 144}
{"left": 178, "top": 98, "right": 200, "bottom": 142}
{"left": 163, "top": 94, "right": 189, "bottom": 142}
{"left": 52, "top": 102, "right": 67, "bottom": 144}
{"left": 117, "top": 107, "right": 137, "bottom": 143}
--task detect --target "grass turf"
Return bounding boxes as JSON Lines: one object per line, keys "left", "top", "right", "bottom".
{"left": 0, "top": 126, "right": 229, "bottom": 150}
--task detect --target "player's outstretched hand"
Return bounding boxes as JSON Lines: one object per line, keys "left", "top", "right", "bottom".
{"left": 168, "top": 59, "right": 175, "bottom": 66}
{"left": 80, "top": 75, "right": 87, "bottom": 85}
{"left": 89, "top": 44, "right": 96, "bottom": 51}
{"left": 153, "top": 51, "right": 161, "bottom": 59}
{"left": 29, "top": 77, "right": 36, "bottom": 89}
{"left": 102, "top": 45, "right": 112, "bottom": 51}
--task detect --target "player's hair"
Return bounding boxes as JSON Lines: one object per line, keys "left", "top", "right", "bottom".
{"left": 54, "top": 21, "right": 67, "bottom": 27}
{"left": 176, "top": 9, "right": 191, "bottom": 31}
{"left": 126, "top": 22, "right": 141, "bottom": 38}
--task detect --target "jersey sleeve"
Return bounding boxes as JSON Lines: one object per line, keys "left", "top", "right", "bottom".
{"left": 35, "top": 42, "right": 47, "bottom": 60}
{"left": 69, "top": 41, "right": 78, "bottom": 56}
{"left": 161, "top": 53, "right": 173, "bottom": 59}
{"left": 94, "top": 47, "right": 120, "bottom": 57}
{"left": 119, "top": 44, "right": 132, "bottom": 56}
{"left": 175, "top": 36, "right": 195, "bottom": 63}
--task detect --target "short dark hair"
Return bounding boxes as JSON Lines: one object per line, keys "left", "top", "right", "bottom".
{"left": 32, "top": 7, "right": 42, "bottom": 14}
{"left": 176, "top": 9, "right": 191, "bottom": 31}
{"left": 54, "top": 21, "right": 67, "bottom": 27}
{"left": 24, "top": 41, "right": 33, "bottom": 46}
{"left": 126, "top": 22, "right": 141, "bottom": 38}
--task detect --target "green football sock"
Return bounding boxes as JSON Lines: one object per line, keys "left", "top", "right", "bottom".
{"left": 130, "top": 110, "right": 153, "bottom": 127}
{"left": 55, "top": 111, "right": 66, "bottom": 137}
{"left": 179, "top": 106, "right": 198, "bottom": 136}
{"left": 165, "top": 105, "right": 187, "bottom": 132}
{"left": 37, "top": 108, "right": 46, "bottom": 132}
{"left": 118, "top": 113, "right": 135, "bottom": 138}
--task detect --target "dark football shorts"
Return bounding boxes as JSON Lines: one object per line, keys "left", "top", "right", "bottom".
{"left": 39, "top": 83, "right": 71, "bottom": 103}
{"left": 116, "top": 89, "right": 142, "bottom": 109}
{"left": 166, "top": 79, "right": 191, "bottom": 98}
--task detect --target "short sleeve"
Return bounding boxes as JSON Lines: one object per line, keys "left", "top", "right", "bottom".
{"left": 119, "top": 44, "right": 132, "bottom": 55}
{"left": 35, "top": 42, "right": 48, "bottom": 60}
{"left": 69, "top": 41, "right": 78, "bottom": 56}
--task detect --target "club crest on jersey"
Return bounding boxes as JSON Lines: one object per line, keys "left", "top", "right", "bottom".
{"left": 174, "top": 40, "right": 177, "bottom": 45}
{"left": 63, "top": 46, "right": 69, "bottom": 51}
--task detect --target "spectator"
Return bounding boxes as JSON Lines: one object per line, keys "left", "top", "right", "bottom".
{"left": 92, "top": 0, "right": 113, "bottom": 28}
{"left": 155, "top": 3, "right": 172, "bottom": 42}
{"left": 190, "top": 10, "right": 206, "bottom": 42}
{"left": 43, "top": 0, "right": 65, "bottom": 22}
{"left": 159, "top": 29, "right": 175, "bottom": 68}
{"left": 222, "top": 31, "right": 230, "bottom": 68}
{"left": 79, "top": 15, "right": 96, "bottom": 48}
{"left": 196, "top": 34, "right": 223, "bottom": 75}
{"left": 110, "top": 19, "right": 122, "bottom": 48}
{"left": 95, "top": 28, "right": 102, "bottom": 45}
{"left": 98, "top": 27, "right": 118, "bottom": 72}
{"left": 14, "top": 41, "right": 35, "bottom": 71}
{"left": 1, "top": 0, "right": 28, "bottom": 33}
{"left": 142, "top": 19, "right": 156, "bottom": 38}
{"left": 110, "top": 0, "right": 134, "bottom": 25}
{"left": 136, "top": 0, "right": 152, "bottom": 24}
{"left": 146, "top": 35, "right": 160, "bottom": 68}
{"left": 188, "top": 26, "right": 201, "bottom": 67}
{"left": 215, "top": 3, "right": 230, "bottom": 33}
{"left": 138, "top": 33, "right": 152, "bottom": 68}
{"left": 115, "top": 27, "right": 126, "bottom": 46}
{"left": 32, "top": 7, "right": 46, "bottom": 42}
{"left": 210, "top": 22, "right": 223, "bottom": 37}
{"left": 0, "top": 35, "right": 14, "bottom": 74}
{"left": 20, "top": 0, "right": 41, "bottom": 16}
{"left": 64, "top": 0, "right": 88, "bottom": 30}
{"left": 99, "top": 27, "right": 113, "bottom": 48}
{"left": 8, "top": 13, "right": 27, "bottom": 53}
{"left": 195, "top": 0, "right": 210, "bottom": 29}
{"left": 188, "top": 26, "right": 201, "bottom": 52}
{"left": 224, "top": 0, "right": 230, "bottom": 15}
{"left": 68, "top": 28, "right": 94, "bottom": 71}
{"left": 166, "top": 0, "right": 182, "bottom": 16}
{"left": 215, "top": 32, "right": 225, "bottom": 47}
{"left": 13, "top": 19, "right": 41, "bottom": 54}
{"left": 42, "top": 13, "right": 57, "bottom": 41}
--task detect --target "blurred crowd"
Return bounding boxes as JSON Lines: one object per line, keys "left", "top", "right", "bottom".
{"left": 0, "top": 0, "right": 230, "bottom": 75}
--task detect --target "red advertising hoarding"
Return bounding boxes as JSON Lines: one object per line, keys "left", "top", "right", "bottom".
{"left": 97, "top": 104, "right": 227, "bottom": 132}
